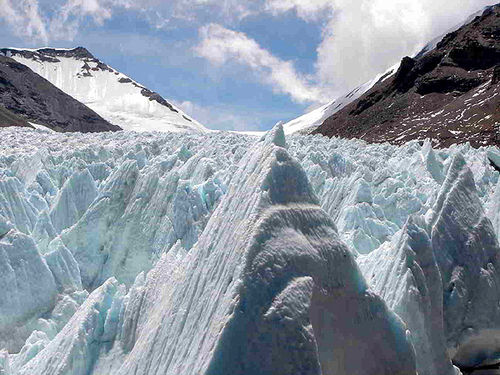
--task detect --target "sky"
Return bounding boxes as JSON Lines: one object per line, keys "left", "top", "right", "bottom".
{"left": 0, "top": 0, "right": 497, "bottom": 131}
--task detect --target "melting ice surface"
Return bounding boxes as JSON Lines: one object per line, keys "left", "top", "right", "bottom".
{"left": 0, "top": 125, "right": 499, "bottom": 375}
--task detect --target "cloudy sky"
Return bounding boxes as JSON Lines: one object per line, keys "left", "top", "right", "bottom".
{"left": 0, "top": 0, "right": 496, "bottom": 130}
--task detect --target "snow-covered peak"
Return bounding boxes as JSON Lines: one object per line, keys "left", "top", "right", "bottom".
{"left": 0, "top": 47, "right": 206, "bottom": 133}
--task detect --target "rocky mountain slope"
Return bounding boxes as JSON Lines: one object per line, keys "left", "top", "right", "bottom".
{"left": 0, "top": 55, "right": 120, "bottom": 132}
{"left": 282, "top": 7, "right": 493, "bottom": 138}
{"left": 0, "top": 105, "right": 32, "bottom": 129}
{"left": 282, "top": 64, "right": 399, "bottom": 135}
{"left": 0, "top": 47, "right": 206, "bottom": 133}
{"left": 313, "top": 4, "right": 500, "bottom": 147}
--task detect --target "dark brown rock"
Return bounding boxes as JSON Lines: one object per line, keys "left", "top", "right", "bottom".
{"left": 140, "top": 88, "right": 178, "bottom": 113}
{"left": 0, "top": 104, "right": 33, "bottom": 129}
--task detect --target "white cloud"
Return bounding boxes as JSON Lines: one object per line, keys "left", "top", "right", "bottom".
{"left": 1, "top": 0, "right": 497, "bottom": 107}
{"left": 264, "top": 0, "right": 333, "bottom": 21}
{"left": 0, "top": 0, "right": 48, "bottom": 43}
{"left": 195, "top": 23, "right": 327, "bottom": 103}
{"left": 0, "top": 0, "right": 117, "bottom": 42}
{"left": 320, "top": 0, "right": 498, "bottom": 93}
{"left": 0, "top": 0, "right": 260, "bottom": 41}
{"left": 194, "top": 1, "right": 499, "bottom": 104}
{"left": 49, "top": 0, "right": 114, "bottom": 40}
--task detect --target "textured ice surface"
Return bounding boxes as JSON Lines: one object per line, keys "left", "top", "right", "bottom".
{"left": 0, "top": 126, "right": 499, "bottom": 374}
{"left": 358, "top": 216, "right": 454, "bottom": 375}
{"left": 0, "top": 127, "right": 249, "bottom": 356}
{"left": 430, "top": 154, "right": 500, "bottom": 368}
{"left": 0, "top": 228, "right": 57, "bottom": 351}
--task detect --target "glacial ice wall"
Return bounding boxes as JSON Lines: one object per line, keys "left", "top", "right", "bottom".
{"left": 0, "top": 126, "right": 499, "bottom": 375}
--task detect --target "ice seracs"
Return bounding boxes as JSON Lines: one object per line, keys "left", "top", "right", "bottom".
{"left": 49, "top": 169, "right": 98, "bottom": 234}
{"left": 0, "top": 228, "right": 57, "bottom": 352}
{"left": 1, "top": 47, "right": 206, "bottom": 133}
{"left": 358, "top": 216, "right": 455, "bottom": 375}
{"left": 10, "top": 124, "right": 416, "bottom": 375}
{"left": 0, "top": 125, "right": 498, "bottom": 374}
{"left": 356, "top": 151, "right": 500, "bottom": 374}
{"left": 430, "top": 153, "right": 500, "bottom": 369}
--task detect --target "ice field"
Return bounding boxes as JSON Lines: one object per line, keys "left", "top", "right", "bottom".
{"left": 0, "top": 124, "right": 499, "bottom": 374}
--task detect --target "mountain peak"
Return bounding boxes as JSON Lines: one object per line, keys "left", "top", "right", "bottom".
{"left": 2, "top": 46, "right": 206, "bottom": 133}
{"left": 36, "top": 46, "right": 95, "bottom": 59}
{"left": 0, "top": 46, "right": 96, "bottom": 63}
{"left": 312, "top": 3, "right": 500, "bottom": 148}
{"left": 0, "top": 55, "right": 120, "bottom": 132}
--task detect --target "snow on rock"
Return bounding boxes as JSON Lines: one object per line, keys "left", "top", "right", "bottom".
{"left": 1, "top": 48, "right": 206, "bottom": 133}
{"left": 282, "top": 7, "right": 494, "bottom": 136}
{"left": 282, "top": 64, "right": 399, "bottom": 135}
{"left": 0, "top": 126, "right": 499, "bottom": 374}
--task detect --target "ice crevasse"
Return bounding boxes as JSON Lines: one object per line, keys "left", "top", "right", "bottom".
{"left": 0, "top": 124, "right": 499, "bottom": 374}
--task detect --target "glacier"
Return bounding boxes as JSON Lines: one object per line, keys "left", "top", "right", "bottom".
{"left": 0, "top": 125, "right": 499, "bottom": 375}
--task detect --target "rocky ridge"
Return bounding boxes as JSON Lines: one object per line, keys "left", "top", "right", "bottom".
{"left": 314, "top": 4, "right": 500, "bottom": 148}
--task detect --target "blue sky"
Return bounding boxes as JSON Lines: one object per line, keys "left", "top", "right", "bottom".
{"left": 1, "top": 0, "right": 497, "bottom": 131}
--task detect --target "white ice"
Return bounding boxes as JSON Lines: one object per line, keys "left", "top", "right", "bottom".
{"left": 0, "top": 125, "right": 498, "bottom": 375}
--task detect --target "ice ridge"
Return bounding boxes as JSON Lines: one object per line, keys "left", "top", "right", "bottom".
{"left": 0, "top": 126, "right": 498, "bottom": 374}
